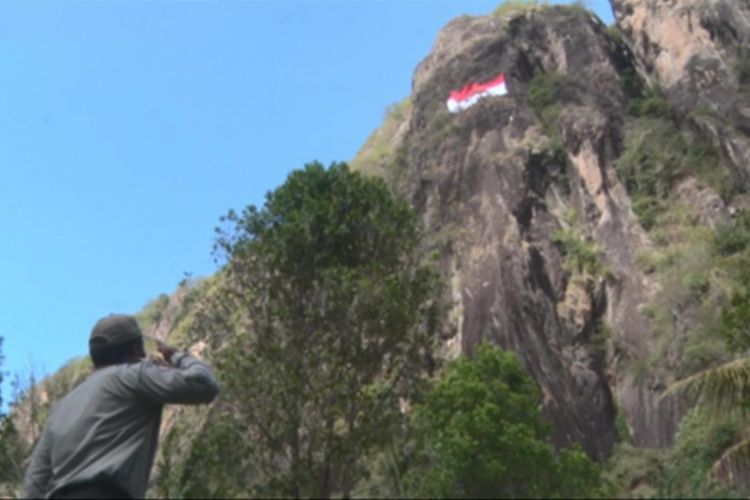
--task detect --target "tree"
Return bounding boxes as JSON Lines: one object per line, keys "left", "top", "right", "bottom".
{"left": 0, "top": 336, "right": 4, "bottom": 411}
{"left": 404, "top": 343, "right": 604, "bottom": 498}
{"left": 0, "top": 337, "right": 26, "bottom": 490}
{"left": 195, "top": 162, "right": 440, "bottom": 497}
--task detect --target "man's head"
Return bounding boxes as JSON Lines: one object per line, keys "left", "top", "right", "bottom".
{"left": 89, "top": 314, "right": 146, "bottom": 368}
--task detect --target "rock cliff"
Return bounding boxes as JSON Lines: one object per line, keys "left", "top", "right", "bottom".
{"left": 612, "top": 0, "right": 750, "bottom": 187}
{"left": 353, "top": 0, "right": 749, "bottom": 459}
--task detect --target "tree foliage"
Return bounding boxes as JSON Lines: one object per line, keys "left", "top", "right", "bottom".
{"left": 404, "top": 343, "right": 605, "bottom": 498}
{"left": 192, "top": 162, "right": 440, "bottom": 497}
{"left": 658, "top": 407, "right": 742, "bottom": 497}
{"left": 0, "top": 338, "right": 25, "bottom": 490}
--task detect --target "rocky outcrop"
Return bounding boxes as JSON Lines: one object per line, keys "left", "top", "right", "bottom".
{"left": 612, "top": 0, "right": 750, "bottom": 189}
{"left": 353, "top": 1, "right": 750, "bottom": 457}
{"left": 356, "top": 5, "right": 661, "bottom": 459}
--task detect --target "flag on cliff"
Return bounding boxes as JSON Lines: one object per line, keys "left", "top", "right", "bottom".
{"left": 446, "top": 73, "right": 507, "bottom": 113}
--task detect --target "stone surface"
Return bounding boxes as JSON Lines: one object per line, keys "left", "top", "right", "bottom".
{"left": 612, "top": 0, "right": 750, "bottom": 187}
{"left": 351, "top": 2, "right": 750, "bottom": 456}
{"left": 380, "top": 6, "right": 652, "bottom": 459}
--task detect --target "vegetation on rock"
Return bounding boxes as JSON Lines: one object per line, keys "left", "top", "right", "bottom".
{"left": 552, "top": 228, "right": 604, "bottom": 278}
{"left": 403, "top": 344, "right": 605, "bottom": 498}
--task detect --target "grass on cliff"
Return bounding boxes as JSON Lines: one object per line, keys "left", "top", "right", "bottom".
{"left": 136, "top": 293, "right": 170, "bottom": 331}
{"left": 527, "top": 70, "right": 577, "bottom": 193}
{"left": 527, "top": 71, "right": 570, "bottom": 140}
{"left": 616, "top": 77, "right": 742, "bottom": 383}
{"left": 350, "top": 98, "right": 411, "bottom": 180}
{"left": 617, "top": 92, "right": 735, "bottom": 230}
{"left": 634, "top": 203, "right": 732, "bottom": 378}
{"left": 493, "top": 0, "right": 588, "bottom": 20}
{"left": 552, "top": 227, "right": 605, "bottom": 278}
{"left": 493, "top": 0, "right": 549, "bottom": 18}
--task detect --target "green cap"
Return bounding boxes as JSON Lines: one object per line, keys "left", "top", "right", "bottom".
{"left": 89, "top": 314, "right": 143, "bottom": 352}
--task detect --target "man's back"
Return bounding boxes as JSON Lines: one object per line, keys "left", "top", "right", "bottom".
{"left": 22, "top": 318, "right": 220, "bottom": 499}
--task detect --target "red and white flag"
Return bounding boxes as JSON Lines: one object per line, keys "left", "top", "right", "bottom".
{"left": 446, "top": 73, "right": 508, "bottom": 113}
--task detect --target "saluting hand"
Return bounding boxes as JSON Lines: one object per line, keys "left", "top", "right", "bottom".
{"left": 155, "top": 339, "right": 179, "bottom": 364}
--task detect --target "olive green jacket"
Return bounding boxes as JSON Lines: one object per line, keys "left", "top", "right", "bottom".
{"left": 21, "top": 352, "right": 219, "bottom": 498}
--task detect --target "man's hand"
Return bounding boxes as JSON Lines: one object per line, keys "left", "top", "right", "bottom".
{"left": 155, "top": 339, "right": 179, "bottom": 364}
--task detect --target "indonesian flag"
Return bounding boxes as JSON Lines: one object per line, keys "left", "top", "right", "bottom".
{"left": 446, "top": 73, "right": 507, "bottom": 113}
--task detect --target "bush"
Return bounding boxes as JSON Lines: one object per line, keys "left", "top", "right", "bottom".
{"left": 628, "top": 86, "right": 675, "bottom": 119}
{"left": 603, "top": 444, "right": 665, "bottom": 498}
{"left": 715, "top": 210, "right": 750, "bottom": 256}
{"left": 604, "top": 407, "right": 744, "bottom": 498}
{"left": 616, "top": 117, "right": 731, "bottom": 228}
{"left": 619, "top": 67, "right": 644, "bottom": 100}
{"left": 404, "top": 343, "right": 604, "bottom": 498}
{"left": 527, "top": 71, "right": 579, "bottom": 148}
{"left": 720, "top": 276, "right": 750, "bottom": 354}
{"left": 658, "top": 408, "right": 743, "bottom": 498}
{"left": 0, "top": 417, "right": 25, "bottom": 486}
{"left": 552, "top": 228, "right": 604, "bottom": 277}
{"left": 606, "top": 25, "right": 626, "bottom": 47}
{"left": 528, "top": 72, "right": 569, "bottom": 117}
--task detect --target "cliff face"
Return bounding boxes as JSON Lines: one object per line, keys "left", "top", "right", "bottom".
{"left": 389, "top": 6, "right": 644, "bottom": 459}
{"left": 612, "top": 0, "right": 750, "bottom": 188}
{"left": 353, "top": 0, "right": 749, "bottom": 459}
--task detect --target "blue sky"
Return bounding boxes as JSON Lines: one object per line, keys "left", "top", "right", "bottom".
{"left": 0, "top": 0, "right": 614, "bottom": 407}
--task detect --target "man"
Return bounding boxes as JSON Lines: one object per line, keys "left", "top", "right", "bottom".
{"left": 22, "top": 313, "right": 220, "bottom": 499}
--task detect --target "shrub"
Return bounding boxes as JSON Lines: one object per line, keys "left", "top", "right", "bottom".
{"left": 715, "top": 210, "right": 750, "bottom": 256}
{"left": 528, "top": 71, "right": 577, "bottom": 146}
{"left": 628, "top": 85, "right": 675, "bottom": 120}
{"left": 720, "top": 276, "right": 750, "bottom": 354}
{"left": 616, "top": 118, "right": 729, "bottom": 228}
{"left": 606, "top": 25, "right": 625, "bottom": 47}
{"left": 620, "top": 68, "right": 644, "bottom": 101}
{"left": 658, "top": 408, "right": 743, "bottom": 498}
{"left": 404, "top": 343, "right": 604, "bottom": 498}
{"left": 552, "top": 228, "right": 604, "bottom": 277}
{"left": 603, "top": 444, "right": 665, "bottom": 498}
{"left": 528, "top": 72, "right": 569, "bottom": 117}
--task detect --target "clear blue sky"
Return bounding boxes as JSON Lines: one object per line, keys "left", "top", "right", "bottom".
{"left": 0, "top": 0, "right": 614, "bottom": 408}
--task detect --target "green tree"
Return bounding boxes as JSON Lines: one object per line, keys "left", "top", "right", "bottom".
{"left": 194, "top": 162, "right": 440, "bottom": 497}
{"left": 0, "top": 337, "right": 25, "bottom": 489}
{"left": 404, "top": 343, "right": 604, "bottom": 498}
{"left": 0, "top": 337, "right": 4, "bottom": 412}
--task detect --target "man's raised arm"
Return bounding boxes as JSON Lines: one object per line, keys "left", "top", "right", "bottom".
{"left": 117, "top": 340, "right": 220, "bottom": 405}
